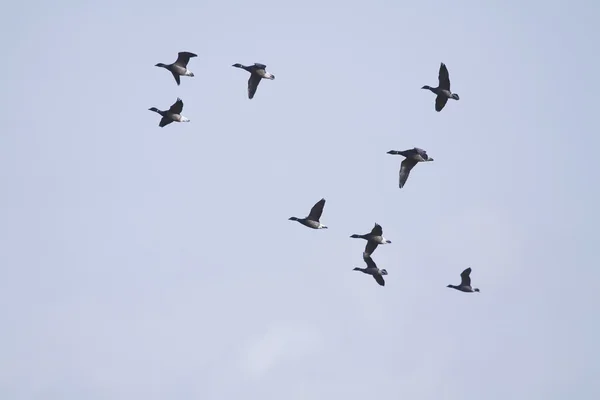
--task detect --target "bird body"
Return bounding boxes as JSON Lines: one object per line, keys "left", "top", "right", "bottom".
{"left": 350, "top": 223, "right": 391, "bottom": 256}
{"left": 447, "top": 267, "right": 480, "bottom": 293}
{"left": 155, "top": 51, "right": 197, "bottom": 85}
{"left": 353, "top": 252, "right": 388, "bottom": 286}
{"left": 232, "top": 62, "right": 275, "bottom": 99}
{"left": 148, "top": 98, "right": 190, "bottom": 128}
{"left": 422, "top": 62, "right": 460, "bottom": 111}
{"left": 387, "top": 148, "right": 434, "bottom": 188}
{"left": 289, "top": 198, "right": 328, "bottom": 229}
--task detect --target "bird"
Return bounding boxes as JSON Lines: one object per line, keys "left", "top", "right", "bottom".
{"left": 421, "top": 62, "right": 460, "bottom": 112}
{"left": 155, "top": 51, "right": 197, "bottom": 86}
{"left": 148, "top": 98, "right": 190, "bottom": 128}
{"left": 231, "top": 63, "right": 275, "bottom": 99}
{"left": 353, "top": 252, "right": 388, "bottom": 287}
{"left": 350, "top": 223, "right": 392, "bottom": 256}
{"left": 387, "top": 148, "right": 434, "bottom": 188}
{"left": 289, "top": 198, "right": 328, "bottom": 229}
{"left": 447, "top": 267, "right": 480, "bottom": 293}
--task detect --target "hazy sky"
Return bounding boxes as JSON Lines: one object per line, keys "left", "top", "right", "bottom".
{"left": 1, "top": 1, "right": 599, "bottom": 399}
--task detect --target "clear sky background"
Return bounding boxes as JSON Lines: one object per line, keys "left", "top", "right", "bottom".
{"left": 1, "top": 0, "right": 599, "bottom": 399}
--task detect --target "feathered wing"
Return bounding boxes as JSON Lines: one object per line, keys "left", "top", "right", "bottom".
{"left": 307, "top": 198, "right": 326, "bottom": 221}
{"left": 373, "top": 274, "right": 385, "bottom": 286}
{"left": 247, "top": 74, "right": 262, "bottom": 99}
{"left": 438, "top": 62, "right": 451, "bottom": 90}
{"left": 370, "top": 223, "right": 383, "bottom": 236}
{"left": 364, "top": 241, "right": 379, "bottom": 257}
{"left": 171, "top": 71, "right": 181, "bottom": 86}
{"left": 435, "top": 94, "right": 448, "bottom": 112}
{"left": 169, "top": 98, "right": 184, "bottom": 114}
{"left": 399, "top": 159, "right": 417, "bottom": 188}
{"left": 460, "top": 267, "right": 472, "bottom": 287}
{"left": 176, "top": 51, "right": 197, "bottom": 67}
{"left": 159, "top": 116, "right": 173, "bottom": 128}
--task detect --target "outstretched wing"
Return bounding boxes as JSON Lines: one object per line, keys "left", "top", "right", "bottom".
{"left": 364, "top": 241, "right": 379, "bottom": 257}
{"left": 307, "top": 198, "right": 326, "bottom": 221}
{"left": 176, "top": 51, "right": 197, "bottom": 67}
{"left": 438, "top": 62, "right": 451, "bottom": 90}
{"left": 399, "top": 159, "right": 417, "bottom": 188}
{"left": 169, "top": 98, "right": 184, "bottom": 114}
{"left": 460, "top": 267, "right": 472, "bottom": 287}
{"left": 373, "top": 274, "right": 385, "bottom": 286}
{"left": 159, "top": 116, "right": 173, "bottom": 128}
{"left": 248, "top": 74, "right": 262, "bottom": 99}
{"left": 171, "top": 71, "right": 181, "bottom": 86}
{"left": 370, "top": 223, "right": 383, "bottom": 236}
{"left": 362, "top": 252, "right": 377, "bottom": 269}
{"left": 254, "top": 63, "right": 267, "bottom": 69}
{"left": 435, "top": 94, "right": 448, "bottom": 112}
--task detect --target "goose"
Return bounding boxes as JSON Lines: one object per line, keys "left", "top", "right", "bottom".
{"left": 447, "top": 267, "right": 480, "bottom": 293}
{"left": 289, "top": 198, "right": 328, "bottom": 229}
{"left": 232, "top": 63, "right": 275, "bottom": 99}
{"left": 155, "top": 51, "right": 197, "bottom": 86}
{"left": 421, "top": 62, "right": 460, "bottom": 112}
{"left": 148, "top": 98, "right": 190, "bottom": 128}
{"left": 353, "top": 252, "right": 388, "bottom": 287}
{"left": 350, "top": 223, "right": 391, "bottom": 256}
{"left": 387, "top": 148, "right": 434, "bottom": 188}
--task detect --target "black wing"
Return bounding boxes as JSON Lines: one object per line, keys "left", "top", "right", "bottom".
{"left": 399, "top": 159, "right": 418, "bottom": 188}
{"left": 370, "top": 223, "right": 383, "bottom": 236}
{"left": 438, "top": 62, "right": 450, "bottom": 90}
{"left": 175, "top": 52, "right": 197, "bottom": 67}
{"left": 171, "top": 71, "right": 181, "bottom": 86}
{"left": 248, "top": 74, "right": 262, "bottom": 99}
{"left": 435, "top": 94, "right": 448, "bottom": 112}
{"left": 373, "top": 274, "right": 385, "bottom": 286}
{"left": 364, "top": 241, "right": 378, "bottom": 257}
{"left": 460, "top": 268, "right": 472, "bottom": 287}
{"left": 307, "top": 198, "right": 326, "bottom": 221}
{"left": 159, "top": 116, "right": 173, "bottom": 127}
{"left": 362, "top": 252, "right": 377, "bottom": 269}
{"left": 254, "top": 63, "right": 267, "bottom": 69}
{"left": 168, "top": 98, "right": 184, "bottom": 114}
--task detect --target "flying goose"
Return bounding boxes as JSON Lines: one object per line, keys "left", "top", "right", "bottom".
{"left": 148, "top": 98, "right": 190, "bottom": 128}
{"left": 289, "top": 198, "right": 328, "bottom": 229}
{"left": 155, "top": 51, "right": 197, "bottom": 86}
{"left": 387, "top": 148, "right": 434, "bottom": 188}
{"left": 232, "top": 63, "right": 275, "bottom": 99}
{"left": 350, "top": 223, "right": 391, "bottom": 256}
{"left": 353, "top": 252, "right": 388, "bottom": 287}
{"left": 447, "top": 267, "right": 480, "bottom": 293}
{"left": 421, "top": 62, "right": 460, "bottom": 112}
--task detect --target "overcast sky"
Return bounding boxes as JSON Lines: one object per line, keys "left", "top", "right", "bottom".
{"left": 1, "top": 1, "right": 599, "bottom": 399}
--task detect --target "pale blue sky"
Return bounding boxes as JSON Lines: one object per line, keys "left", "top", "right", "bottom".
{"left": 1, "top": 0, "right": 599, "bottom": 399}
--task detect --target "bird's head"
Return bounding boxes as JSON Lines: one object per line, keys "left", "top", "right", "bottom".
{"left": 155, "top": 63, "right": 167, "bottom": 68}
{"left": 380, "top": 269, "right": 388, "bottom": 275}
{"left": 288, "top": 217, "right": 299, "bottom": 221}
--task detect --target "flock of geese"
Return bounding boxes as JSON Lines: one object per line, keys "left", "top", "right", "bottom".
{"left": 148, "top": 51, "right": 480, "bottom": 293}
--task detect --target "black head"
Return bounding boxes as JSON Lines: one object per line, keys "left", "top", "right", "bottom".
{"left": 474, "top": 288, "right": 480, "bottom": 293}
{"left": 380, "top": 269, "right": 388, "bottom": 275}
{"left": 155, "top": 63, "right": 167, "bottom": 68}
{"left": 421, "top": 85, "right": 431, "bottom": 90}
{"left": 148, "top": 107, "right": 159, "bottom": 112}
{"left": 288, "top": 217, "right": 298, "bottom": 221}
{"left": 446, "top": 284, "right": 454, "bottom": 288}
{"left": 353, "top": 267, "right": 361, "bottom": 271}
{"left": 350, "top": 234, "right": 361, "bottom": 238}
{"left": 232, "top": 63, "right": 243, "bottom": 68}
